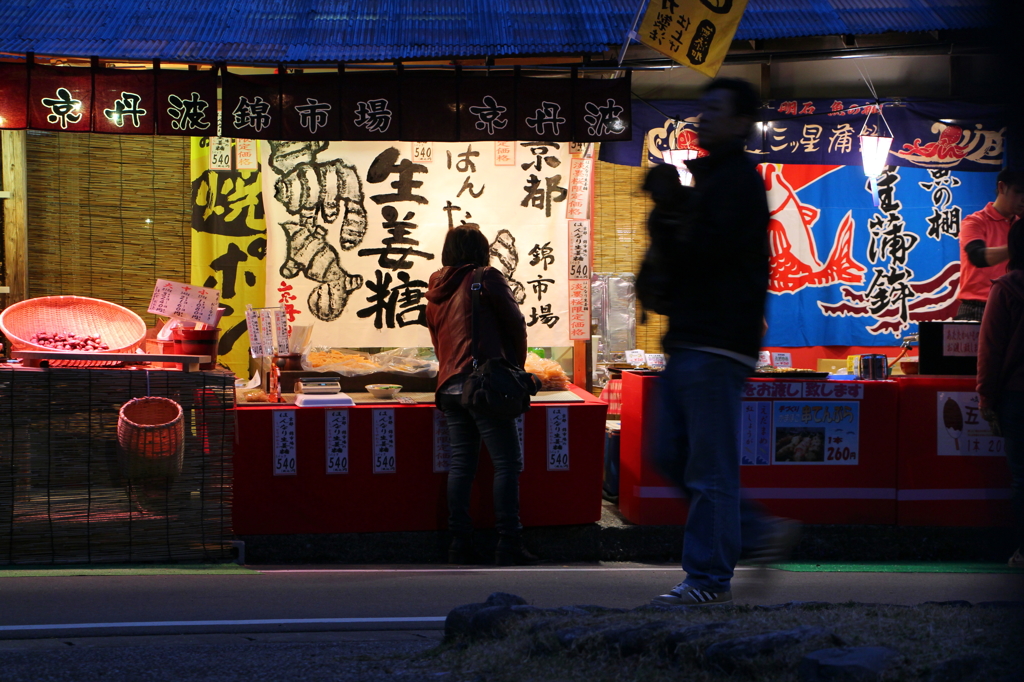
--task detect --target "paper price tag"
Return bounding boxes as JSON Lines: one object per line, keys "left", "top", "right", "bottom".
{"left": 272, "top": 410, "right": 297, "bottom": 476}
{"left": 209, "top": 137, "right": 232, "bottom": 170}
{"left": 259, "top": 309, "right": 275, "bottom": 360}
{"left": 412, "top": 142, "right": 434, "bottom": 163}
{"left": 645, "top": 353, "right": 665, "bottom": 370}
{"left": 372, "top": 409, "right": 396, "bottom": 474}
{"left": 325, "top": 410, "right": 349, "bottom": 474}
{"left": 245, "top": 305, "right": 264, "bottom": 358}
{"left": 546, "top": 407, "right": 569, "bottom": 471}
{"left": 772, "top": 352, "right": 793, "bottom": 368}
{"left": 274, "top": 307, "right": 289, "bottom": 354}
{"left": 235, "top": 139, "right": 258, "bottom": 170}
{"left": 148, "top": 279, "right": 221, "bottom": 327}
{"left": 625, "top": 349, "right": 646, "bottom": 366}
{"left": 433, "top": 410, "right": 451, "bottom": 473}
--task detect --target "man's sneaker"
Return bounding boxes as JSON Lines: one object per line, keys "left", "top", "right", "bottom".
{"left": 1009, "top": 548, "right": 1024, "bottom": 569}
{"left": 651, "top": 583, "right": 732, "bottom": 606}
{"left": 743, "top": 518, "right": 802, "bottom": 565}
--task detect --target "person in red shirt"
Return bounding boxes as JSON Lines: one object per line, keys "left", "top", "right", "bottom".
{"left": 955, "top": 169, "right": 1024, "bottom": 321}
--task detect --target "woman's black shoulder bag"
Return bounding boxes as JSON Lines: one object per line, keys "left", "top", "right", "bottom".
{"left": 461, "top": 267, "right": 541, "bottom": 419}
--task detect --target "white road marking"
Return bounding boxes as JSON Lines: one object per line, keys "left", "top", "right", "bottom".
{"left": 0, "top": 617, "right": 447, "bottom": 633}
{"left": 257, "top": 566, "right": 761, "bottom": 574}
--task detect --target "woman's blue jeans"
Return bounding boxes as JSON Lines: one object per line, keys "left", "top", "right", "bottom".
{"left": 654, "top": 349, "right": 772, "bottom": 593}
{"left": 436, "top": 393, "right": 524, "bottom": 536}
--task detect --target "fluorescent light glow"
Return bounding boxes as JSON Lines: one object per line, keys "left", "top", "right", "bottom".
{"left": 859, "top": 134, "right": 893, "bottom": 178}
{"left": 664, "top": 148, "right": 699, "bottom": 186}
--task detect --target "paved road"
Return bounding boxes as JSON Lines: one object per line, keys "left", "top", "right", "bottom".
{"left": 2, "top": 563, "right": 1023, "bottom": 638}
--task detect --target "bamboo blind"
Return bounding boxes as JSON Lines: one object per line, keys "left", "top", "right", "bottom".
{"left": 592, "top": 158, "right": 665, "bottom": 354}
{"left": 0, "top": 367, "right": 234, "bottom": 565}
{"left": 25, "top": 132, "right": 192, "bottom": 327}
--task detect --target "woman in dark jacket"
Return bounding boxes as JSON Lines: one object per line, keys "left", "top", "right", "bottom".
{"left": 425, "top": 226, "right": 537, "bottom": 565}
{"left": 978, "top": 220, "right": 1024, "bottom": 568}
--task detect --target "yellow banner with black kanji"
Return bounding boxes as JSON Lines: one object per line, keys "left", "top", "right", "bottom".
{"left": 190, "top": 138, "right": 266, "bottom": 378}
{"left": 638, "top": 0, "right": 749, "bottom": 78}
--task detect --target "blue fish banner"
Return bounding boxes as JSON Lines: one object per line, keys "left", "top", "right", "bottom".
{"left": 599, "top": 99, "right": 1006, "bottom": 347}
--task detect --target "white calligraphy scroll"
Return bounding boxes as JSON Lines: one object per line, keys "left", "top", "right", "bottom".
{"left": 272, "top": 410, "right": 297, "bottom": 475}
{"left": 325, "top": 409, "right": 349, "bottom": 474}
{"left": 372, "top": 408, "right": 396, "bottom": 474}
{"left": 261, "top": 141, "right": 572, "bottom": 348}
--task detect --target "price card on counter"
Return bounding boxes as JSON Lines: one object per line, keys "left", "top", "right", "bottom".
{"left": 272, "top": 410, "right": 297, "bottom": 476}
{"left": 625, "top": 349, "right": 646, "bottom": 367}
{"left": 546, "top": 407, "right": 570, "bottom": 471}
{"left": 372, "top": 409, "right": 396, "bottom": 474}
{"left": 325, "top": 410, "right": 349, "bottom": 474}
{"left": 645, "top": 353, "right": 665, "bottom": 371}
{"left": 148, "top": 279, "right": 221, "bottom": 327}
{"left": 433, "top": 410, "right": 451, "bottom": 473}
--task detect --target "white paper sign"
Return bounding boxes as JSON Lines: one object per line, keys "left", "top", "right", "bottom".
{"left": 272, "top": 410, "right": 297, "bottom": 475}
{"left": 325, "top": 409, "right": 349, "bottom": 474}
{"left": 645, "top": 353, "right": 665, "bottom": 371}
{"left": 936, "top": 392, "right": 1003, "bottom": 456}
{"left": 245, "top": 305, "right": 266, "bottom": 358}
{"left": 772, "top": 352, "right": 793, "bottom": 368}
{"left": 433, "top": 409, "right": 451, "bottom": 473}
{"left": 148, "top": 279, "right": 221, "bottom": 327}
{"left": 568, "top": 279, "right": 591, "bottom": 341}
{"left": 943, "top": 324, "right": 980, "bottom": 357}
{"left": 274, "top": 308, "right": 290, "bottom": 354}
{"left": 261, "top": 141, "right": 572, "bottom": 348}
{"left": 566, "top": 158, "right": 592, "bottom": 220}
{"left": 568, "top": 220, "right": 591, "bottom": 279}
{"left": 494, "top": 141, "right": 515, "bottom": 166}
{"left": 771, "top": 401, "right": 860, "bottom": 465}
{"left": 209, "top": 137, "right": 232, "bottom": 170}
{"left": 546, "top": 407, "right": 569, "bottom": 471}
{"left": 371, "top": 409, "right": 396, "bottom": 474}
{"left": 756, "top": 351, "right": 772, "bottom": 368}
{"left": 259, "top": 309, "right": 275, "bottom": 358}
{"left": 625, "top": 349, "right": 646, "bottom": 366}
{"left": 740, "top": 401, "right": 772, "bottom": 466}
{"left": 412, "top": 142, "right": 434, "bottom": 164}
{"left": 235, "top": 139, "right": 259, "bottom": 170}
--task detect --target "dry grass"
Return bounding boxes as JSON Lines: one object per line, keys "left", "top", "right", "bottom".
{"left": 413, "top": 602, "right": 1022, "bottom": 682}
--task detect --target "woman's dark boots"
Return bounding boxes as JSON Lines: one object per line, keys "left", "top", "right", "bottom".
{"left": 448, "top": 533, "right": 477, "bottom": 564}
{"left": 495, "top": 533, "right": 540, "bottom": 566}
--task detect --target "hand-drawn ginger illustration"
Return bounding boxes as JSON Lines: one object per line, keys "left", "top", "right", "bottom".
{"left": 268, "top": 141, "right": 367, "bottom": 321}
{"left": 489, "top": 229, "right": 525, "bottom": 304}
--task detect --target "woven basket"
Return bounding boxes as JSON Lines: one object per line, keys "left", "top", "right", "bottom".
{"left": 117, "top": 397, "right": 185, "bottom": 479}
{"left": 0, "top": 295, "right": 147, "bottom": 354}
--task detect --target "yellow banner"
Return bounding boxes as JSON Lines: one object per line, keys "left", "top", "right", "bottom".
{"left": 190, "top": 138, "right": 266, "bottom": 378}
{"left": 638, "top": 0, "right": 749, "bottom": 78}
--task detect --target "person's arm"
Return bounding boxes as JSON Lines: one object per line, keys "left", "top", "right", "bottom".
{"left": 964, "top": 240, "right": 1009, "bottom": 267}
{"left": 483, "top": 267, "right": 528, "bottom": 366}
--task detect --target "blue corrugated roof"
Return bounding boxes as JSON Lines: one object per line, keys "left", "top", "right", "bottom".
{"left": 0, "top": 1, "right": 993, "bottom": 64}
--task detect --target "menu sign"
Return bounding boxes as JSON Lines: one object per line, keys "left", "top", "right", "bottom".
{"left": 943, "top": 324, "right": 979, "bottom": 357}
{"left": 148, "top": 279, "right": 221, "bottom": 327}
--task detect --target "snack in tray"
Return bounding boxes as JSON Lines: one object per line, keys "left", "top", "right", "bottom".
{"left": 524, "top": 351, "right": 568, "bottom": 390}
{"left": 241, "top": 388, "right": 270, "bottom": 403}
{"left": 29, "top": 331, "right": 109, "bottom": 351}
{"left": 305, "top": 349, "right": 381, "bottom": 372}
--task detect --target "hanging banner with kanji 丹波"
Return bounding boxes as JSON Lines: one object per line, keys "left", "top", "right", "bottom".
{"left": 191, "top": 138, "right": 267, "bottom": 376}
{"left": 260, "top": 140, "right": 573, "bottom": 348}
{"left": 637, "top": 0, "right": 750, "bottom": 78}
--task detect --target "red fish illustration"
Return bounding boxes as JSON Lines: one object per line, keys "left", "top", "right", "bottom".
{"left": 761, "top": 164, "right": 867, "bottom": 293}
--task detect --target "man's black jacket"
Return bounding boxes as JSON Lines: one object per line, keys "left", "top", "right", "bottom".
{"left": 660, "top": 139, "right": 770, "bottom": 362}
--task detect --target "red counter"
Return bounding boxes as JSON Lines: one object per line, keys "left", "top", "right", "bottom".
{"left": 895, "top": 375, "right": 1012, "bottom": 526}
{"left": 619, "top": 371, "right": 899, "bottom": 526}
{"left": 233, "top": 385, "right": 607, "bottom": 535}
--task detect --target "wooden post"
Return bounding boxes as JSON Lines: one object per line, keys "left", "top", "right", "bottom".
{"left": 2, "top": 130, "right": 28, "bottom": 304}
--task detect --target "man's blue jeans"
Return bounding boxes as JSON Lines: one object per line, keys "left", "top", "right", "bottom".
{"left": 655, "top": 349, "right": 772, "bottom": 593}
{"left": 997, "top": 390, "right": 1024, "bottom": 550}
{"left": 436, "top": 393, "right": 524, "bottom": 536}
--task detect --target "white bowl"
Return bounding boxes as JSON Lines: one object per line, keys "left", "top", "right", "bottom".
{"left": 365, "top": 384, "right": 402, "bottom": 399}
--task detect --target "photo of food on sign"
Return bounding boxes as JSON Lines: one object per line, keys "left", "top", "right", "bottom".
{"left": 774, "top": 427, "right": 826, "bottom": 463}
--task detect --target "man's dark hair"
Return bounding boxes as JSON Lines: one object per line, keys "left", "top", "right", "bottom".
{"left": 1008, "top": 220, "right": 1024, "bottom": 271}
{"left": 997, "top": 167, "right": 1024, "bottom": 193}
{"left": 703, "top": 78, "right": 760, "bottom": 119}
{"left": 441, "top": 226, "right": 490, "bottom": 267}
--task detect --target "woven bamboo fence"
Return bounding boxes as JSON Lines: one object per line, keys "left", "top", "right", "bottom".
{"left": 24, "top": 132, "right": 192, "bottom": 328}
{"left": 0, "top": 367, "right": 234, "bottom": 565}
{"left": 593, "top": 158, "right": 665, "bottom": 355}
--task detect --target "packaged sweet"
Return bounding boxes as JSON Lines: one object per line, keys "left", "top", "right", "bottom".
{"left": 524, "top": 351, "right": 568, "bottom": 390}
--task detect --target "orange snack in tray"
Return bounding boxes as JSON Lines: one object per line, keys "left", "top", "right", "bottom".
{"left": 305, "top": 350, "right": 382, "bottom": 373}
{"left": 524, "top": 352, "right": 568, "bottom": 390}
